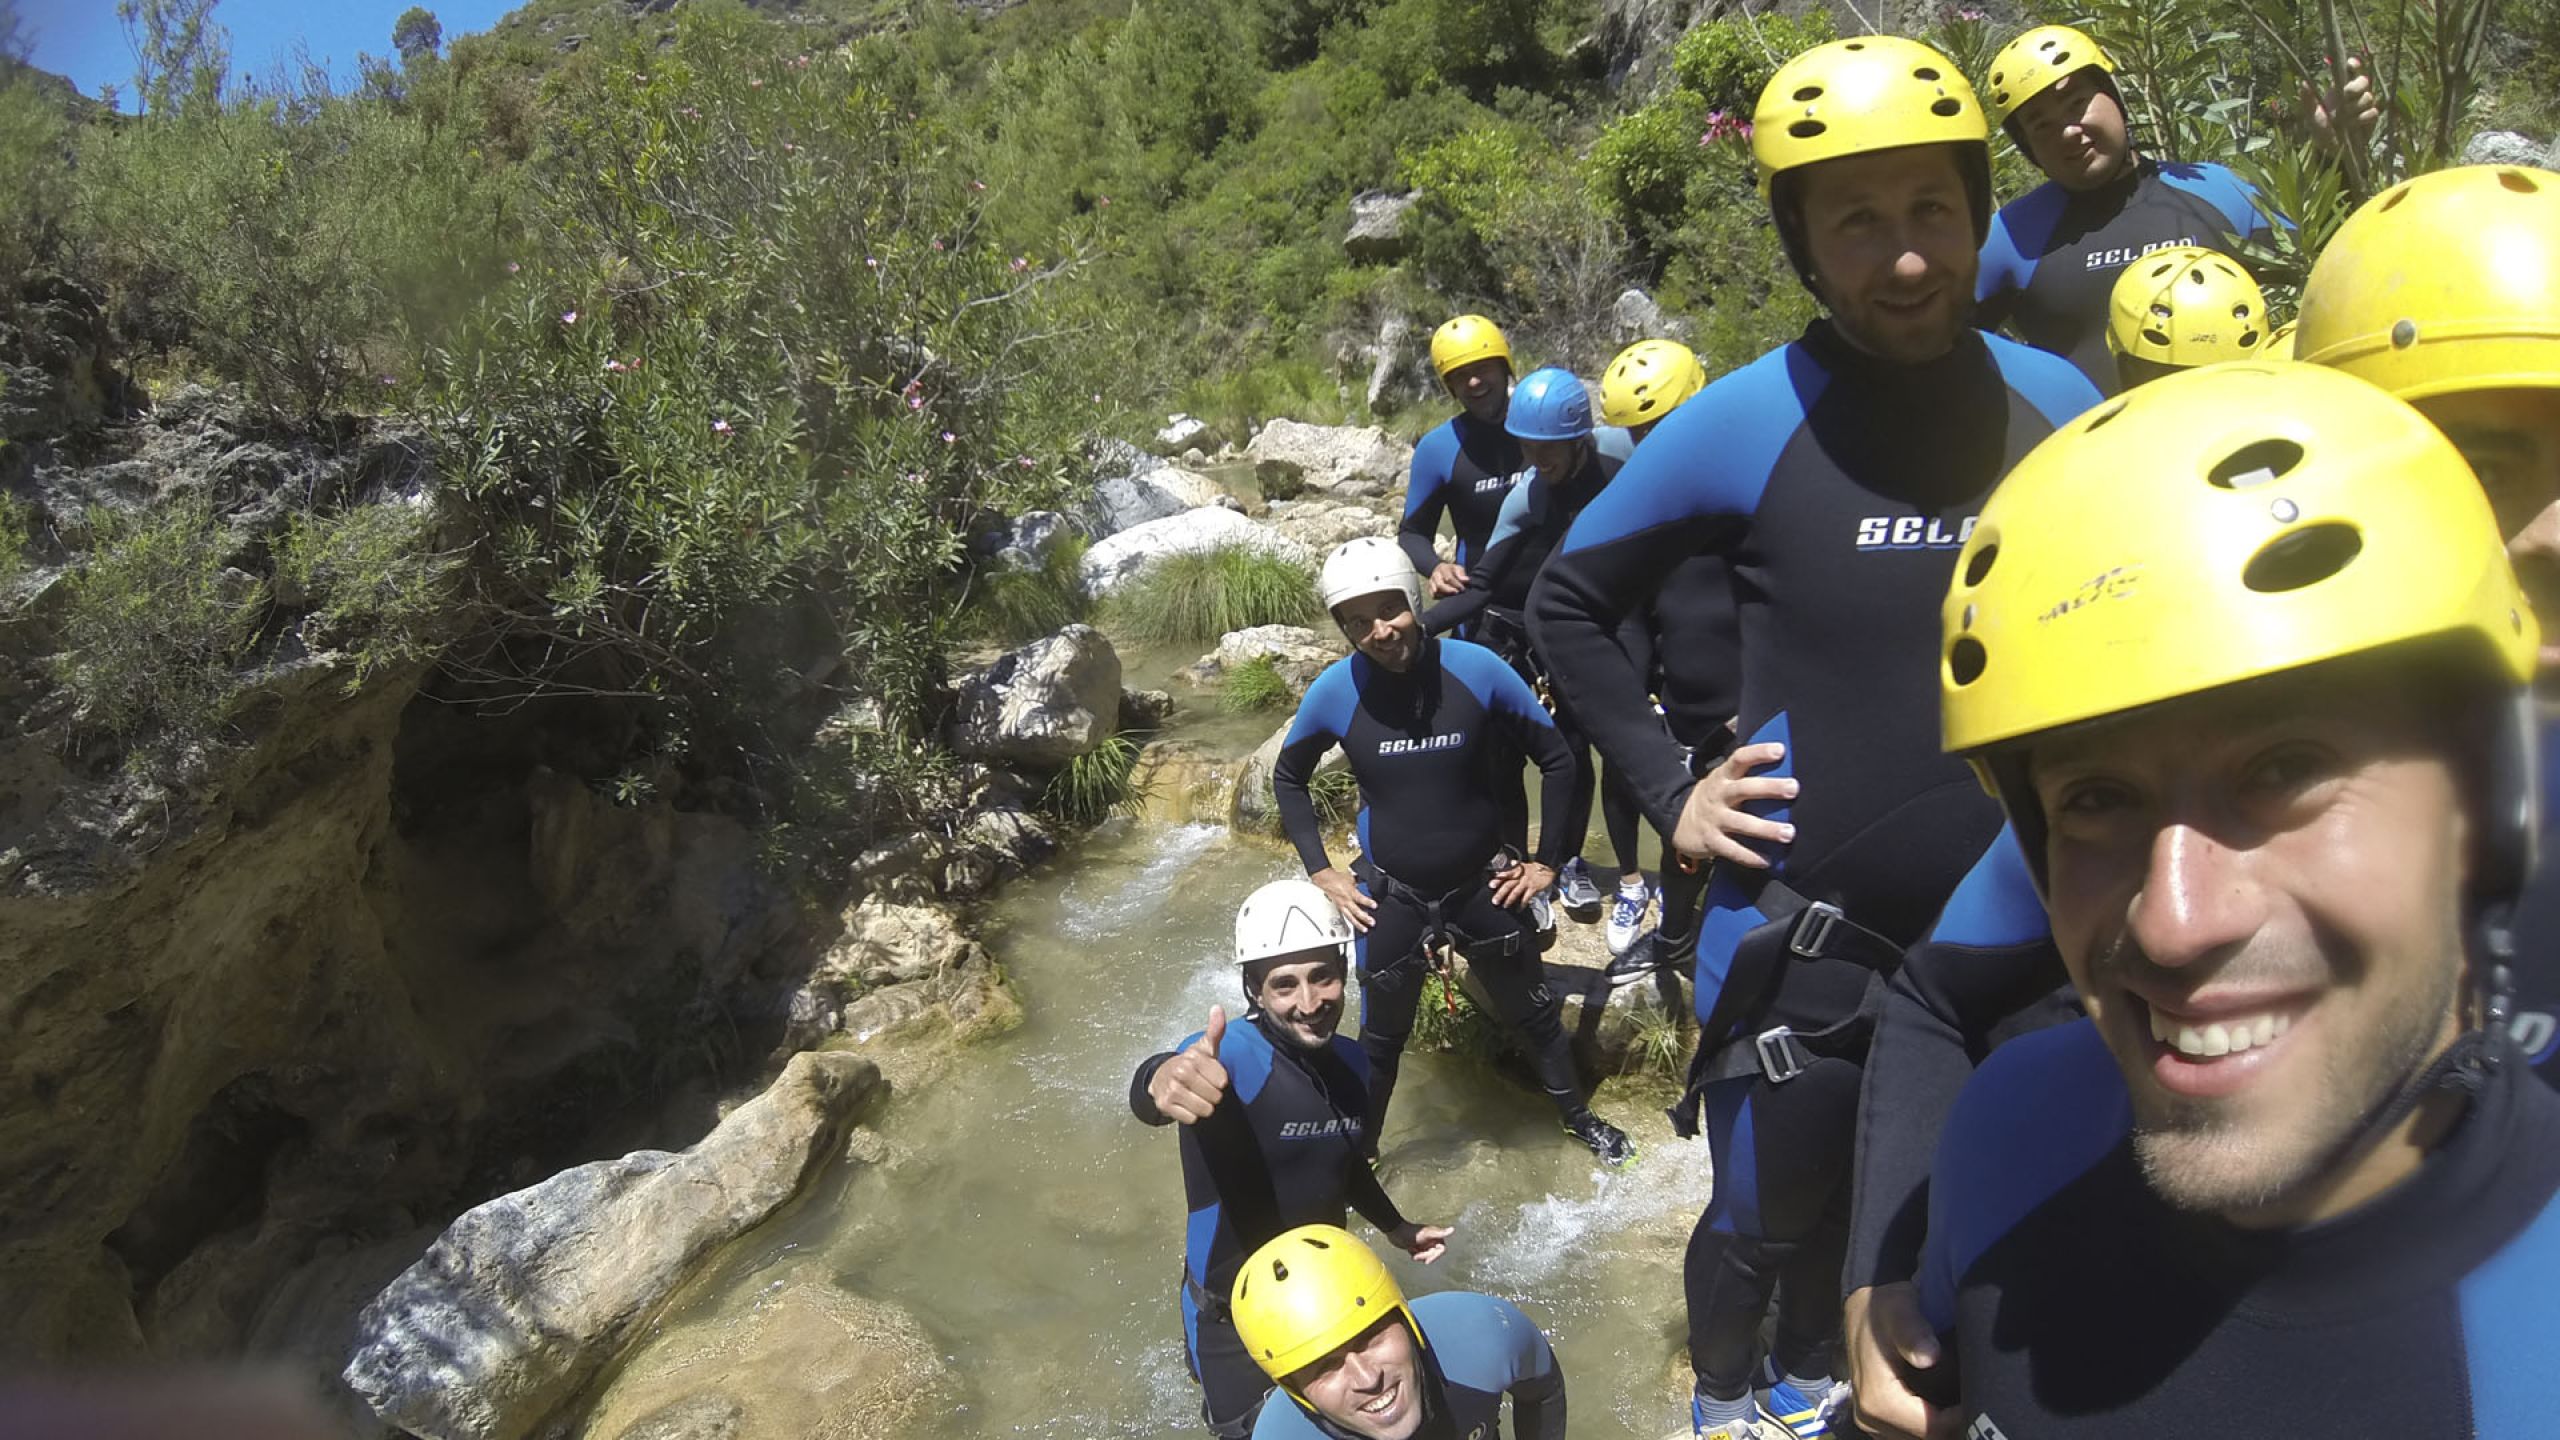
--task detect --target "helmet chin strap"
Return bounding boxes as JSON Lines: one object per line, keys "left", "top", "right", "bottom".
{"left": 2322, "top": 905, "right": 2514, "bottom": 1184}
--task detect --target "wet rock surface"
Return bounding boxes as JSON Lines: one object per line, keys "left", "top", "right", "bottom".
{"left": 1242, "top": 419, "right": 1410, "bottom": 498}
{"left": 1077, "top": 507, "right": 1312, "bottom": 596}
{"left": 948, "top": 624, "right": 1123, "bottom": 767}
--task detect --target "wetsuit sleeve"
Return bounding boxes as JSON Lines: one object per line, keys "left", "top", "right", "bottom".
{"left": 1273, "top": 666, "right": 1353, "bottom": 875}
{"left": 1421, "top": 483, "right": 1532, "bottom": 636}
{"left": 1476, "top": 654, "right": 1575, "bottom": 869}
{"left": 1501, "top": 1300, "right": 1566, "bottom": 1440}
{"left": 1130, "top": 1051, "right": 1175, "bottom": 1125}
{"left": 1528, "top": 356, "right": 1795, "bottom": 836}
{"left": 1846, "top": 833, "right": 2063, "bottom": 1289}
{"left": 1343, "top": 1156, "right": 1408, "bottom": 1235}
{"left": 1974, "top": 209, "right": 2027, "bottom": 333}
{"left": 1399, "top": 425, "right": 1459, "bottom": 575}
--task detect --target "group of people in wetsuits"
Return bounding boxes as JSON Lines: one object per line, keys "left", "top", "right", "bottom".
{"left": 1131, "top": 20, "right": 2560, "bottom": 1440}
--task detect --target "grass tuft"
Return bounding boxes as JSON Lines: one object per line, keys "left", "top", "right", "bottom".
{"left": 1102, "top": 544, "right": 1317, "bottom": 647}
{"left": 1040, "top": 730, "right": 1149, "bottom": 825}
{"left": 1218, "top": 653, "right": 1291, "bottom": 712}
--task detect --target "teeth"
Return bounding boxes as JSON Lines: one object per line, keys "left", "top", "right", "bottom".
{"left": 2147, "top": 1005, "right": 2293, "bottom": 1059}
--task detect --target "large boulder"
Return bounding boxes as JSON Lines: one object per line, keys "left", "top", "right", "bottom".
{"left": 2462, "top": 129, "right": 2551, "bottom": 167}
{"left": 771, "top": 896, "right": 1022, "bottom": 1053}
{"left": 1078, "top": 508, "right": 1313, "bottom": 597}
{"left": 948, "top": 624, "right": 1122, "bottom": 767}
{"left": 991, "top": 510, "right": 1072, "bottom": 572}
{"left": 1244, "top": 419, "right": 1410, "bottom": 499}
{"left": 1088, "top": 465, "right": 1228, "bottom": 538}
{"left": 1155, "top": 413, "right": 1210, "bottom": 452}
{"left": 1184, "top": 625, "right": 1342, "bottom": 696}
{"left": 1263, "top": 498, "right": 1395, "bottom": 555}
{"left": 340, "top": 1050, "right": 889, "bottom": 1440}
{"left": 1363, "top": 313, "right": 1425, "bottom": 417}
{"left": 1345, "top": 190, "right": 1421, "bottom": 262}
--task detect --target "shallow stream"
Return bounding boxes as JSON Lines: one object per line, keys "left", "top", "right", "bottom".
{"left": 615, "top": 819, "right": 1710, "bottom": 1438}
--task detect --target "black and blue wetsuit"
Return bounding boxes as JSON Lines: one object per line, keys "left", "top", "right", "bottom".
{"left": 1249, "top": 1291, "right": 1567, "bottom": 1440}
{"left": 1424, "top": 441, "right": 1627, "bottom": 864}
{"left": 1271, "top": 636, "right": 1586, "bottom": 1144}
{"left": 1976, "top": 157, "right": 2270, "bottom": 393}
{"left": 1853, "top": 763, "right": 2560, "bottom": 1296}
{"left": 1399, "top": 414, "right": 1526, "bottom": 579}
{"left": 1917, "top": 1018, "right": 2560, "bottom": 1436}
{"left": 1528, "top": 319, "right": 2098, "bottom": 1401}
{"left": 1131, "top": 1012, "right": 1409, "bottom": 1438}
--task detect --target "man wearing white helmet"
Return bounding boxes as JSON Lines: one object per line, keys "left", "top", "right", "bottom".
{"left": 1272, "top": 537, "right": 1634, "bottom": 1164}
{"left": 1132, "top": 877, "right": 1454, "bottom": 1439}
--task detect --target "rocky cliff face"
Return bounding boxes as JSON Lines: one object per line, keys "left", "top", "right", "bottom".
{"left": 0, "top": 381, "right": 830, "bottom": 1381}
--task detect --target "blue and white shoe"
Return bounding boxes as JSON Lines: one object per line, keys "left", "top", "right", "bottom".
{"left": 1558, "top": 856, "right": 1604, "bottom": 914}
{"left": 1753, "top": 1375, "right": 1848, "bottom": 1440}
{"left": 1606, "top": 879, "right": 1651, "bottom": 954}
{"left": 1692, "top": 1393, "right": 1774, "bottom": 1440}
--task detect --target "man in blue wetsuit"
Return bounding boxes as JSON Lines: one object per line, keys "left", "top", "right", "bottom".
{"left": 1843, "top": 163, "right": 2560, "bottom": 1440}
{"left": 1528, "top": 36, "right": 2101, "bottom": 1440}
{"left": 1133, "top": 879, "right": 1455, "bottom": 1439}
{"left": 1400, "top": 316, "right": 1527, "bottom": 601}
{"left": 1917, "top": 359, "right": 2560, "bottom": 1435}
{"left": 1974, "top": 24, "right": 2273, "bottom": 394}
{"left": 1423, "top": 365, "right": 1627, "bottom": 917}
{"left": 1274, "top": 537, "right": 1633, "bottom": 1165}
{"left": 1233, "top": 1224, "right": 1565, "bottom": 1440}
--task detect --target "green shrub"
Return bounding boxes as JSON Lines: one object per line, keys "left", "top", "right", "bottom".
{"left": 963, "top": 535, "right": 1091, "bottom": 647}
{"left": 1219, "top": 653, "right": 1291, "bottom": 712}
{"left": 53, "top": 494, "right": 262, "bottom": 754}
{"left": 274, "top": 496, "right": 461, "bottom": 686}
{"left": 0, "top": 493, "right": 27, "bottom": 595}
{"left": 1102, "top": 545, "right": 1318, "bottom": 645}
{"left": 1668, "top": 9, "right": 1836, "bottom": 115}
{"left": 1041, "top": 730, "right": 1149, "bottom": 824}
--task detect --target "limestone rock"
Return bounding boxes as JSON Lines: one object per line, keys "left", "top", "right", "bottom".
{"left": 1119, "top": 687, "right": 1177, "bottom": 731}
{"left": 948, "top": 624, "right": 1123, "bottom": 767}
{"left": 1612, "top": 287, "right": 1687, "bottom": 344}
{"left": 1264, "top": 499, "right": 1395, "bottom": 554}
{"left": 1365, "top": 313, "right": 1424, "bottom": 417}
{"left": 1344, "top": 190, "right": 1421, "bottom": 262}
{"left": 2462, "top": 130, "right": 2551, "bottom": 167}
{"left": 1185, "top": 625, "right": 1341, "bottom": 695}
{"left": 578, "top": 1265, "right": 954, "bottom": 1440}
{"left": 340, "top": 1050, "right": 889, "bottom": 1440}
{"left": 992, "top": 509, "right": 1072, "bottom": 572}
{"left": 1243, "top": 419, "right": 1410, "bottom": 498}
{"left": 1156, "top": 413, "right": 1209, "bottom": 452}
{"left": 1077, "top": 508, "right": 1313, "bottom": 597}
{"left": 1089, "top": 465, "right": 1227, "bottom": 538}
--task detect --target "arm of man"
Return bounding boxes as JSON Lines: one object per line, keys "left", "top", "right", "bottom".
{"left": 1972, "top": 205, "right": 2031, "bottom": 336}
{"left": 1528, "top": 374, "right": 1767, "bottom": 838}
{"left": 1499, "top": 1298, "right": 1567, "bottom": 1440}
{"left": 1399, "top": 427, "right": 1458, "bottom": 578}
{"left": 1420, "top": 483, "right": 1531, "bottom": 637}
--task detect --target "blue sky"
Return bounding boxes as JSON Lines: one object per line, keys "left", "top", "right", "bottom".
{"left": 20, "top": 0, "right": 522, "bottom": 110}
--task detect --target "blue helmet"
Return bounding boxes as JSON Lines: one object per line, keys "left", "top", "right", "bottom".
{"left": 1504, "top": 366, "right": 1594, "bottom": 442}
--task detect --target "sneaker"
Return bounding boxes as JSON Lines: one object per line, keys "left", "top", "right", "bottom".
{"left": 1564, "top": 1112, "right": 1635, "bottom": 1166}
{"left": 1692, "top": 1395, "right": 1772, "bottom": 1440}
{"left": 1559, "top": 856, "right": 1604, "bottom": 913}
{"left": 1528, "top": 887, "right": 1557, "bottom": 934}
{"left": 1753, "top": 1376, "right": 1847, "bottom": 1440}
{"left": 1606, "top": 879, "right": 1651, "bottom": 954}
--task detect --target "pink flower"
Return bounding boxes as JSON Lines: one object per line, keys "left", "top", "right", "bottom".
{"left": 931, "top": 239, "right": 944, "bottom": 252}
{"left": 561, "top": 310, "right": 578, "bottom": 325}
{"left": 681, "top": 105, "right": 701, "bottom": 119}
{"left": 634, "top": 74, "right": 649, "bottom": 84}
{"left": 1016, "top": 455, "right": 1035, "bottom": 468}
{"left": 749, "top": 77, "right": 763, "bottom": 89}
{"left": 1010, "top": 256, "right": 1029, "bottom": 273}
{"left": 712, "top": 418, "right": 734, "bottom": 435}
{"left": 1098, "top": 196, "right": 1110, "bottom": 207}
{"left": 865, "top": 256, "right": 879, "bottom": 269}
{"left": 940, "top": 431, "right": 957, "bottom": 444}
{"left": 782, "top": 141, "right": 799, "bottom": 154}
{"left": 1957, "top": 5, "right": 1987, "bottom": 19}
{"left": 603, "top": 359, "right": 629, "bottom": 373}
{"left": 505, "top": 260, "right": 521, "bottom": 274}
{"left": 970, "top": 179, "right": 986, "bottom": 192}
{"left": 378, "top": 374, "right": 398, "bottom": 387}
{"left": 908, "top": 394, "right": 924, "bottom": 410}
{"left": 905, "top": 471, "right": 927, "bottom": 485}
{"left": 791, "top": 54, "right": 812, "bottom": 70}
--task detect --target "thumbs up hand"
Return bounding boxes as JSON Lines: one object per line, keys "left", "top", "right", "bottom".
{"left": 1147, "top": 1005, "right": 1234, "bottom": 1125}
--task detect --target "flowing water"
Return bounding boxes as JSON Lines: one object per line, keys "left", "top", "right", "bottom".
{"left": 614, "top": 819, "right": 1710, "bottom": 1439}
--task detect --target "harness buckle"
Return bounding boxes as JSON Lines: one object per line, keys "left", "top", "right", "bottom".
{"left": 1754, "top": 1026, "right": 1806, "bottom": 1084}
{"left": 1789, "top": 901, "right": 1844, "bottom": 959}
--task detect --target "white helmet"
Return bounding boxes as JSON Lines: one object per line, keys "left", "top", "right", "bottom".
{"left": 1319, "top": 537, "right": 1423, "bottom": 617}
{"left": 1235, "top": 878, "right": 1356, "bottom": 967}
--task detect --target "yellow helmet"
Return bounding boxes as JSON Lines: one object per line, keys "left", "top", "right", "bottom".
{"left": 1601, "top": 339, "right": 1709, "bottom": 428}
{"left": 1942, "top": 362, "right": 2533, "bottom": 785}
{"left": 1231, "top": 1225, "right": 1419, "bottom": 1390}
{"left": 1982, "top": 23, "right": 2118, "bottom": 128}
{"left": 1750, "top": 36, "right": 1989, "bottom": 199}
{"left": 2263, "top": 319, "right": 2299, "bottom": 361}
{"left": 1430, "top": 315, "right": 1514, "bottom": 378}
{"left": 2105, "top": 246, "right": 2272, "bottom": 368}
{"left": 2295, "top": 165, "right": 2560, "bottom": 401}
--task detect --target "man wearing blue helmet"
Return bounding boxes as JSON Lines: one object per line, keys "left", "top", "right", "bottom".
{"left": 1424, "top": 365, "right": 1628, "bottom": 922}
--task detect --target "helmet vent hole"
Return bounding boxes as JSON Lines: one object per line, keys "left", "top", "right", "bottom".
{"left": 1914, "top": 66, "right": 1942, "bottom": 80}
{"left": 1931, "top": 97, "right": 1963, "bottom": 117}
{"left": 1963, "top": 543, "right": 1998, "bottom": 587}
{"left": 2142, "top": 327, "right": 2172, "bottom": 347}
{"left": 1273, "top": 1261, "right": 1290, "bottom": 1280}
{"left": 1949, "top": 636, "right": 1988, "bottom": 686}
{"left": 2501, "top": 170, "right": 2539, "bottom": 194}
{"left": 1846, "top": 40, "right": 1866, "bottom": 49}
{"left": 2240, "top": 331, "right": 2260, "bottom": 348}
{"left": 1794, "top": 84, "right": 1823, "bottom": 102}
{"left": 2207, "top": 438, "right": 2304, "bottom": 489}
{"left": 2243, "top": 522, "right": 2362, "bottom": 594}
{"left": 1790, "top": 119, "right": 1828, "bottom": 139}
{"left": 2051, "top": 48, "right": 2074, "bottom": 65}
{"left": 2379, "top": 184, "right": 2412, "bottom": 211}
{"left": 2081, "top": 397, "right": 2129, "bottom": 430}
